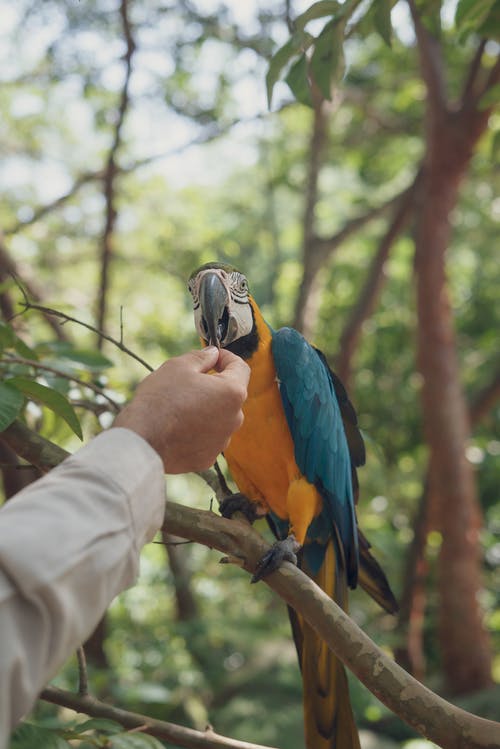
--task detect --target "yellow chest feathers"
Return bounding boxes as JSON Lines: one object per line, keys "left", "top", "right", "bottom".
{"left": 223, "top": 304, "right": 300, "bottom": 518}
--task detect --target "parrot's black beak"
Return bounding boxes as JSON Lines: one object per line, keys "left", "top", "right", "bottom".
{"left": 199, "top": 272, "right": 230, "bottom": 348}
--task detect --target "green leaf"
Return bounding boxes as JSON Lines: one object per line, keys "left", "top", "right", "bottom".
{"left": 109, "top": 733, "right": 164, "bottom": 749}
{"left": 373, "top": 0, "right": 393, "bottom": 47}
{"left": 266, "top": 31, "right": 313, "bottom": 107}
{"left": 0, "top": 321, "right": 15, "bottom": 351}
{"left": 13, "top": 335, "right": 38, "bottom": 360}
{"left": 10, "top": 723, "right": 71, "bottom": 749}
{"left": 0, "top": 381, "right": 24, "bottom": 431}
{"left": 479, "top": 82, "right": 500, "bottom": 110}
{"left": 478, "top": 3, "right": 500, "bottom": 40}
{"left": 295, "top": 1, "right": 341, "bottom": 31}
{"left": 285, "top": 54, "right": 314, "bottom": 107}
{"left": 74, "top": 718, "right": 124, "bottom": 735}
{"left": 455, "top": 0, "right": 497, "bottom": 32}
{"left": 6, "top": 377, "right": 83, "bottom": 439}
{"left": 37, "top": 343, "right": 112, "bottom": 371}
{"left": 310, "top": 19, "right": 345, "bottom": 100}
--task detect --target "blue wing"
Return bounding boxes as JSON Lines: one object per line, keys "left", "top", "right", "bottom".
{"left": 271, "top": 327, "right": 359, "bottom": 587}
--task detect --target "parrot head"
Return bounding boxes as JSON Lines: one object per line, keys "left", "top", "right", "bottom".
{"left": 188, "top": 262, "right": 257, "bottom": 357}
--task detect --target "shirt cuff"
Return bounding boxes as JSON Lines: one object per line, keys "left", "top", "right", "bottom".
{"left": 59, "top": 427, "right": 166, "bottom": 550}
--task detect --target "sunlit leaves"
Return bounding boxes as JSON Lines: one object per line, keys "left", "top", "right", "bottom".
{"left": 455, "top": 0, "right": 498, "bottom": 38}
{"left": 5, "top": 377, "right": 83, "bottom": 439}
{"left": 285, "top": 54, "right": 313, "bottom": 107}
{"left": 310, "top": 18, "right": 346, "bottom": 99}
{"left": 294, "top": 1, "right": 342, "bottom": 31}
{"left": 36, "top": 341, "right": 113, "bottom": 372}
{"left": 266, "top": 31, "right": 313, "bottom": 107}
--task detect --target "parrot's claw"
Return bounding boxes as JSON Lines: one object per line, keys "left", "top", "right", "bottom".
{"left": 251, "top": 535, "right": 300, "bottom": 583}
{"left": 220, "top": 493, "right": 259, "bottom": 523}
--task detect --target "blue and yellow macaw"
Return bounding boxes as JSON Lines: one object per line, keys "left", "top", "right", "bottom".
{"left": 188, "top": 262, "right": 397, "bottom": 749}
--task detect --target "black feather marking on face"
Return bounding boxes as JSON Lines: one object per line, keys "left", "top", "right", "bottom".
{"left": 225, "top": 304, "right": 259, "bottom": 360}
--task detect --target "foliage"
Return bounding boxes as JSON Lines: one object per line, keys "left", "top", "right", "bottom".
{"left": 10, "top": 718, "right": 165, "bottom": 749}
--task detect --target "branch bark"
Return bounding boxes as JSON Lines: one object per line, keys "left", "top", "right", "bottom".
{"left": 2, "top": 420, "right": 500, "bottom": 748}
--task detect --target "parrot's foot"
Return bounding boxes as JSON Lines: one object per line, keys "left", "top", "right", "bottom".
{"left": 220, "top": 493, "right": 260, "bottom": 523}
{"left": 251, "top": 535, "right": 301, "bottom": 583}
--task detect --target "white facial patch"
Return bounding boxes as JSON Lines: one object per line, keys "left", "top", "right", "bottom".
{"left": 188, "top": 267, "right": 254, "bottom": 346}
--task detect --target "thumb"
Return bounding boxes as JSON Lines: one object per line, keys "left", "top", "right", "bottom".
{"left": 189, "top": 346, "right": 220, "bottom": 372}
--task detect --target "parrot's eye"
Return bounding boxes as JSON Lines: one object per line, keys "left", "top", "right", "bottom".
{"left": 239, "top": 278, "right": 248, "bottom": 293}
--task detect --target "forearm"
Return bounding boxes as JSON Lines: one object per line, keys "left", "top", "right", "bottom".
{"left": 0, "top": 428, "right": 165, "bottom": 741}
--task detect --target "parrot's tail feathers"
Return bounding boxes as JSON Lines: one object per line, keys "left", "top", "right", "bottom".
{"left": 295, "top": 540, "right": 361, "bottom": 749}
{"left": 358, "top": 531, "right": 399, "bottom": 614}
{"left": 302, "top": 625, "right": 360, "bottom": 749}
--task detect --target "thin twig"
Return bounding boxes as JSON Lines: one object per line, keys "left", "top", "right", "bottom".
{"left": 76, "top": 646, "right": 89, "bottom": 696}
{"left": 0, "top": 355, "right": 121, "bottom": 412}
{"left": 41, "top": 686, "right": 279, "bottom": 749}
{"left": 119, "top": 305, "right": 124, "bottom": 347}
{"left": 17, "top": 301, "right": 153, "bottom": 371}
{"left": 96, "top": 0, "right": 136, "bottom": 344}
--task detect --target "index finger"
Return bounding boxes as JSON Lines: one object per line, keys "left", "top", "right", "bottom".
{"left": 215, "top": 349, "right": 250, "bottom": 388}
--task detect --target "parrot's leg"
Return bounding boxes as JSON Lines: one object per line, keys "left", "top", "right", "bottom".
{"left": 220, "top": 493, "right": 265, "bottom": 523}
{"left": 251, "top": 534, "right": 301, "bottom": 583}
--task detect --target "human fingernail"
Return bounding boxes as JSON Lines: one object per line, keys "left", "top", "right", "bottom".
{"left": 204, "top": 346, "right": 219, "bottom": 355}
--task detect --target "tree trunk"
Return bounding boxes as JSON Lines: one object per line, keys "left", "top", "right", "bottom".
{"left": 413, "top": 131, "right": 492, "bottom": 693}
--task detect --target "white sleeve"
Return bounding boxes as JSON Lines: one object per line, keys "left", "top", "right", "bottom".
{"left": 0, "top": 427, "right": 165, "bottom": 746}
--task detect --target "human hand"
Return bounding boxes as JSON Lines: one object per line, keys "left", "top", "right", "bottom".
{"left": 113, "top": 347, "right": 250, "bottom": 473}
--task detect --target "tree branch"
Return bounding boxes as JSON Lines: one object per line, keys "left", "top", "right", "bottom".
{"left": 3, "top": 421, "right": 500, "bottom": 748}
{"left": 0, "top": 419, "right": 69, "bottom": 472}
{"left": 292, "top": 185, "right": 408, "bottom": 337}
{"left": 407, "top": 0, "right": 448, "bottom": 119}
{"left": 335, "top": 177, "right": 418, "bottom": 385}
{"left": 41, "top": 686, "right": 278, "bottom": 749}
{"left": 461, "top": 39, "right": 488, "bottom": 105}
{"left": 3, "top": 171, "right": 104, "bottom": 237}
{"left": 164, "top": 504, "right": 500, "bottom": 749}
{"left": 96, "top": 0, "right": 135, "bottom": 345}
{"left": 470, "top": 369, "right": 500, "bottom": 427}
